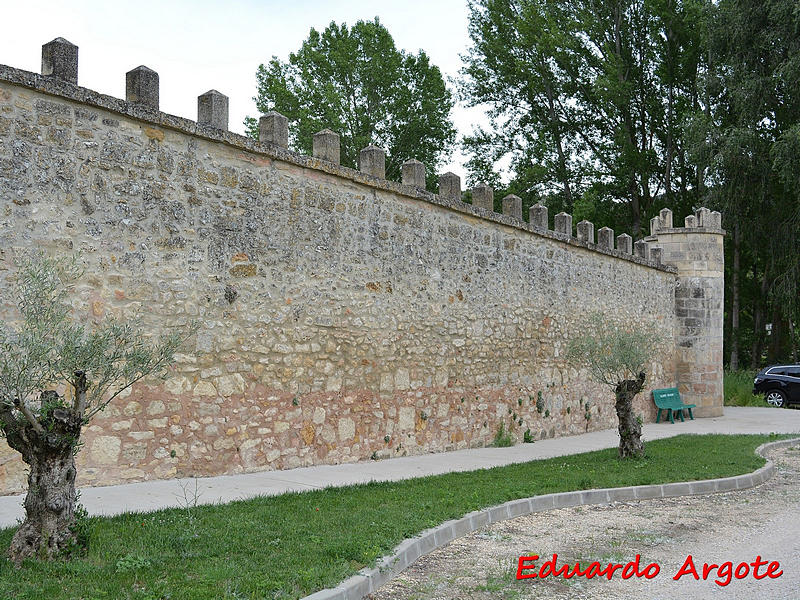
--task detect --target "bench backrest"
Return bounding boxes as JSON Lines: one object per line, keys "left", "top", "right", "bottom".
{"left": 652, "top": 387, "right": 681, "bottom": 407}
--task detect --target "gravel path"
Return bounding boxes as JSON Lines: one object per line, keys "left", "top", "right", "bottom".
{"left": 369, "top": 443, "right": 800, "bottom": 600}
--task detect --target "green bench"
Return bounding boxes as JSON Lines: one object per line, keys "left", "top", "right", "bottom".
{"left": 653, "top": 388, "right": 696, "bottom": 424}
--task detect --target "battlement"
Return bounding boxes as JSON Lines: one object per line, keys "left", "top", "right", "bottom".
{"left": 0, "top": 37, "right": 727, "bottom": 273}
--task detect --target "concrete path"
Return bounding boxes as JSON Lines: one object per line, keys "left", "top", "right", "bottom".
{"left": 1, "top": 407, "right": 798, "bottom": 528}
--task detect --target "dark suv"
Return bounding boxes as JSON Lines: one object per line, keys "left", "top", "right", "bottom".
{"left": 753, "top": 365, "right": 800, "bottom": 407}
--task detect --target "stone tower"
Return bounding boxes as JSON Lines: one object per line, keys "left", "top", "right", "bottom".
{"left": 648, "top": 208, "right": 725, "bottom": 417}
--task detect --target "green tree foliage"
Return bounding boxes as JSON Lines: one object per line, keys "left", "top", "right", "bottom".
{"left": 698, "top": 0, "right": 800, "bottom": 367}
{"left": 0, "top": 253, "right": 191, "bottom": 563}
{"left": 567, "top": 313, "right": 661, "bottom": 388}
{"left": 248, "top": 18, "right": 456, "bottom": 189}
{"left": 461, "top": 0, "right": 707, "bottom": 236}
{"left": 567, "top": 313, "right": 661, "bottom": 458}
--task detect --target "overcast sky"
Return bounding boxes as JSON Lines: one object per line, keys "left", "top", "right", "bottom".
{"left": 0, "top": 0, "right": 490, "bottom": 179}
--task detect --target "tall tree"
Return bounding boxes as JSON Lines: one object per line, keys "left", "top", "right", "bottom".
{"left": 699, "top": 0, "right": 800, "bottom": 368}
{"left": 461, "top": 0, "right": 707, "bottom": 236}
{"left": 248, "top": 19, "right": 456, "bottom": 189}
{"left": 460, "top": 1, "right": 584, "bottom": 208}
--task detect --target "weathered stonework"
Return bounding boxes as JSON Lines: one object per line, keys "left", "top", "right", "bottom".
{"left": 0, "top": 44, "right": 723, "bottom": 494}
{"left": 648, "top": 208, "right": 725, "bottom": 417}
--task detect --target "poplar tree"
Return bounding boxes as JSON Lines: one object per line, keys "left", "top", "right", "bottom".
{"left": 247, "top": 18, "right": 456, "bottom": 190}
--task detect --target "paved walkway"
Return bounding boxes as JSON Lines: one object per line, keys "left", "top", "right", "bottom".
{"left": 1, "top": 407, "right": 799, "bottom": 528}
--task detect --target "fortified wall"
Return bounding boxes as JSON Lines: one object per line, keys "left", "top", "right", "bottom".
{"left": 0, "top": 39, "right": 723, "bottom": 494}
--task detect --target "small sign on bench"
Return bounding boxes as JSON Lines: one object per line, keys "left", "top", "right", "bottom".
{"left": 653, "top": 388, "right": 696, "bottom": 424}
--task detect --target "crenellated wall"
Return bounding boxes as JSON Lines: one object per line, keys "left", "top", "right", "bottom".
{"left": 0, "top": 38, "right": 723, "bottom": 494}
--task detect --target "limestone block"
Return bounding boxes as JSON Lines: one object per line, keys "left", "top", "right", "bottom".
{"left": 554, "top": 212, "right": 572, "bottom": 236}
{"left": 41, "top": 37, "right": 78, "bottom": 84}
{"left": 395, "top": 368, "right": 410, "bottom": 390}
{"left": 197, "top": 90, "right": 229, "bottom": 130}
{"left": 650, "top": 246, "right": 662, "bottom": 265}
{"left": 576, "top": 220, "right": 594, "bottom": 244}
{"left": 650, "top": 216, "right": 661, "bottom": 235}
{"left": 359, "top": 145, "right": 385, "bottom": 178}
{"left": 126, "top": 66, "right": 159, "bottom": 110}
{"left": 695, "top": 207, "right": 711, "bottom": 227}
{"left": 438, "top": 172, "right": 461, "bottom": 202}
{"left": 398, "top": 407, "right": 415, "bottom": 431}
{"left": 597, "top": 226, "right": 614, "bottom": 250}
{"left": 147, "top": 400, "right": 165, "bottom": 415}
{"left": 529, "top": 203, "right": 548, "bottom": 230}
{"left": 193, "top": 381, "right": 216, "bottom": 396}
{"left": 313, "top": 129, "right": 340, "bottom": 164}
{"left": 123, "top": 401, "right": 142, "bottom": 416}
{"left": 259, "top": 111, "right": 288, "bottom": 148}
{"left": 338, "top": 417, "right": 355, "bottom": 441}
{"left": 90, "top": 436, "right": 121, "bottom": 465}
{"left": 659, "top": 207, "right": 673, "bottom": 228}
{"left": 502, "top": 194, "right": 522, "bottom": 220}
{"left": 707, "top": 211, "right": 723, "bottom": 229}
{"left": 402, "top": 159, "right": 426, "bottom": 188}
{"left": 472, "top": 183, "right": 493, "bottom": 211}
{"left": 616, "top": 233, "right": 633, "bottom": 254}
{"left": 216, "top": 374, "right": 245, "bottom": 396}
{"left": 634, "top": 239, "right": 650, "bottom": 260}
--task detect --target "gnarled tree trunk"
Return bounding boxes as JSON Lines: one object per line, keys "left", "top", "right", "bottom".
{"left": 614, "top": 371, "right": 646, "bottom": 458}
{"left": 3, "top": 396, "right": 82, "bottom": 565}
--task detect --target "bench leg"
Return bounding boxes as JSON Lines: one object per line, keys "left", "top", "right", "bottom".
{"left": 668, "top": 409, "right": 675, "bottom": 424}
{"left": 657, "top": 409, "right": 662, "bottom": 424}
{"left": 687, "top": 407, "right": 694, "bottom": 420}
{"left": 678, "top": 409, "right": 685, "bottom": 422}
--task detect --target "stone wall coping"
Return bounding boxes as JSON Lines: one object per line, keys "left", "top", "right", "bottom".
{"left": 646, "top": 227, "right": 726, "bottom": 238}
{"left": 301, "top": 437, "right": 799, "bottom": 600}
{"left": 0, "top": 63, "right": 677, "bottom": 273}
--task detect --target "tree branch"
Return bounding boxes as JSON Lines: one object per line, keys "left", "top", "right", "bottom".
{"left": 73, "top": 370, "right": 88, "bottom": 418}
{"left": 12, "top": 397, "right": 44, "bottom": 435}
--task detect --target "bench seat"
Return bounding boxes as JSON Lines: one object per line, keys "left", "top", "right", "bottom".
{"left": 652, "top": 387, "right": 696, "bottom": 424}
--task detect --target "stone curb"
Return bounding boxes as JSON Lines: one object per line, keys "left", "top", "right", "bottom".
{"left": 301, "top": 437, "right": 800, "bottom": 600}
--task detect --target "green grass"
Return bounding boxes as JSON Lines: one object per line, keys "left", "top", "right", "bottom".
{"left": 724, "top": 369, "right": 770, "bottom": 406}
{"left": 0, "top": 434, "right": 784, "bottom": 600}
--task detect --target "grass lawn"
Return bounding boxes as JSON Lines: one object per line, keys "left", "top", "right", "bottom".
{"left": 0, "top": 433, "right": 785, "bottom": 600}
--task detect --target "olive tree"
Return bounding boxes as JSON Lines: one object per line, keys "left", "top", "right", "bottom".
{"left": 0, "top": 254, "right": 189, "bottom": 564}
{"left": 567, "top": 313, "right": 661, "bottom": 458}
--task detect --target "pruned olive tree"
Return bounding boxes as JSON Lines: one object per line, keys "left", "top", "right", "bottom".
{"left": 0, "top": 254, "right": 190, "bottom": 564}
{"left": 567, "top": 313, "right": 661, "bottom": 458}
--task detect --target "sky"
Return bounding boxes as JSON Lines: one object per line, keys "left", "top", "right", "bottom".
{"left": 0, "top": 0, "right": 490, "bottom": 179}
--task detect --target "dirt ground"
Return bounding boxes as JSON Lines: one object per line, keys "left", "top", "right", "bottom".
{"left": 369, "top": 443, "right": 800, "bottom": 600}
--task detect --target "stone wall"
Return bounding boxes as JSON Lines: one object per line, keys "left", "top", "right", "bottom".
{"left": 0, "top": 39, "right": 722, "bottom": 494}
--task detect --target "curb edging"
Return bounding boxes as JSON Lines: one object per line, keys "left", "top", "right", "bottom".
{"left": 301, "top": 437, "right": 800, "bottom": 600}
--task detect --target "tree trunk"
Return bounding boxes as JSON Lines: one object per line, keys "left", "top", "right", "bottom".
{"left": 4, "top": 398, "right": 83, "bottom": 565}
{"left": 729, "top": 221, "right": 741, "bottom": 370}
{"left": 614, "top": 372, "right": 646, "bottom": 458}
{"left": 9, "top": 446, "right": 79, "bottom": 565}
{"left": 750, "top": 264, "right": 770, "bottom": 369}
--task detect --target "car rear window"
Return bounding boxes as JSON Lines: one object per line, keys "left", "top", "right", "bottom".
{"left": 767, "top": 367, "right": 800, "bottom": 376}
